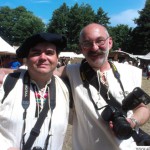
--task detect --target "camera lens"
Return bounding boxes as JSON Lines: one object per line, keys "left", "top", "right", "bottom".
{"left": 113, "top": 117, "right": 133, "bottom": 139}
{"left": 101, "top": 106, "right": 116, "bottom": 121}
{"left": 101, "top": 105, "right": 133, "bottom": 140}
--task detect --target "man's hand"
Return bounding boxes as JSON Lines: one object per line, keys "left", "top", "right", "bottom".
{"left": 0, "top": 69, "right": 5, "bottom": 86}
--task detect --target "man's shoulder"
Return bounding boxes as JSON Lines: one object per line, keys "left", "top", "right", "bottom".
{"left": 0, "top": 68, "right": 15, "bottom": 74}
{"left": 114, "top": 62, "right": 142, "bottom": 75}
{"left": 113, "top": 61, "right": 141, "bottom": 71}
{"left": 66, "top": 63, "right": 80, "bottom": 71}
{"left": 54, "top": 75, "right": 70, "bottom": 93}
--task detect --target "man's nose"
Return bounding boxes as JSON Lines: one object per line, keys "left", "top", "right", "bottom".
{"left": 91, "top": 42, "right": 99, "bottom": 51}
{"left": 39, "top": 52, "right": 47, "bottom": 59}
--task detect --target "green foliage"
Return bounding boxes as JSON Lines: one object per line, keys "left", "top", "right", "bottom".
{"left": 0, "top": 6, "right": 45, "bottom": 45}
{"left": 1, "top": 1, "right": 149, "bottom": 55}
{"left": 67, "top": 3, "right": 95, "bottom": 52}
{"left": 47, "top": 3, "right": 69, "bottom": 35}
{"left": 47, "top": 3, "right": 110, "bottom": 53}
{"left": 95, "top": 7, "right": 110, "bottom": 27}
{"left": 108, "top": 25, "right": 133, "bottom": 52}
{"left": 0, "top": 6, "right": 14, "bottom": 43}
{"left": 130, "top": 0, "right": 150, "bottom": 54}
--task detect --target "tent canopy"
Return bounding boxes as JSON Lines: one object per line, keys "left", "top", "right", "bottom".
{"left": 109, "top": 50, "right": 135, "bottom": 58}
{"left": 59, "top": 52, "right": 84, "bottom": 58}
{"left": 109, "top": 50, "right": 137, "bottom": 61}
{"left": 0, "top": 37, "right": 16, "bottom": 55}
{"left": 138, "top": 52, "right": 150, "bottom": 60}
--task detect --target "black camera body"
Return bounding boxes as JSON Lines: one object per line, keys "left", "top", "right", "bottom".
{"left": 101, "top": 87, "right": 150, "bottom": 140}
{"left": 101, "top": 105, "right": 133, "bottom": 140}
{"left": 122, "top": 87, "right": 150, "bottom": 111}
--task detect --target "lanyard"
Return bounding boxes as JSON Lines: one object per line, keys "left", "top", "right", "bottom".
{"left": 22, "top": 71, "right": 30, "bottom": 147}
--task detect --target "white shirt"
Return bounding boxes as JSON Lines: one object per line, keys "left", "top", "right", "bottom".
{"left": 0, "top": 71, "right": 69, "bottom": 150}
{"left": 66, "top": 61, "right": 142, "bottom": 150}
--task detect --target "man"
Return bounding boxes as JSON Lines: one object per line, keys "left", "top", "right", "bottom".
{"left": 0, "top": 33, "right": 70, "bottom": 150}
{"left": 56, "top": 23, "right": 150, "bottom": 150}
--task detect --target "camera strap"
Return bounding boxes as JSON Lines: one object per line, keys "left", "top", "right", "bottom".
{"left": 80, "top": 59, "right": 102, "bottom": 110}
{"left": 109, "top": 61, "right": 126, "bottom": 98}
{"left": 80, "top": 59, "right": 126, "bottom": 111}
{"left": 21, "top": 72, "right": 56, "bottom": 150}
{"left": 80, "top": 59, "right": 122, "bottom": 110}
{"left": 80, "top": 60, "right": 150, "bottom": 145}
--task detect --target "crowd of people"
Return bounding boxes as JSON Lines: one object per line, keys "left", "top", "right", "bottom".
{"left": 0, "top": 23, "right": 150, "bottom": 150}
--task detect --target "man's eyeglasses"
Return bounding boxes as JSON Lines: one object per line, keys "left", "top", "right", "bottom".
{"left": 80, "top": 37, "right": 109, "bottom": 48}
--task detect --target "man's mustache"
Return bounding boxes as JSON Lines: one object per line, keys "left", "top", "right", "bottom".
{"left": 87, "top": 49, "right": 109, "bottom": 56}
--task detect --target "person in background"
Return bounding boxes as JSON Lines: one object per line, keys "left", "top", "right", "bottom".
{"left": 8, "top": 57, "right": 21, "bottom": 69}
{"left": 55, "top": 23, "right": 150, "bottom": 150}
{"left": 0, "top": 33, "right": 70, "bottom": 150}
{"left": 147, "top": 63, "right": 150, "bottom": 80}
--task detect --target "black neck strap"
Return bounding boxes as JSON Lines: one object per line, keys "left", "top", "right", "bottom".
{"left": 22, "top": 72, "right": 56, "bottom": 150}
{"left": 80, "top": 59, "right": 101, "bottom": 110}
{"left": 109, "top": 61, "right": 126, "bottom": 98}
{"left": 80, "top": 59, "right": 99, "bottom": 90}
{"left": 80, "top": 59, "right": 123, "bottom": 110}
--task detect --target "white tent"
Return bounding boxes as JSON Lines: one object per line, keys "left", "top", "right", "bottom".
{"left": 59, "top": 52, "right": 78, "bottom": 58}
{"left": 0, "top": 37, "right": 16, "bottom": 55}
{"left": 138, "top": 52, "right": 150, "bottom": 60}
{"left": 59, "top": 52, "right": 84, "bottom": 64}
{"left": 59, "top": 52, "right": 85, "bottom": 58}
{"left": 109, "top": 50, "right": 136, "bottom": 59}
{"left": 77, "top": 53, "right": 84, "bottom": 58}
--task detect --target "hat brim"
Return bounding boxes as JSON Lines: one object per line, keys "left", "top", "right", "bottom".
{"left": 16, "top": 33, "right": 67, "bottom": 58}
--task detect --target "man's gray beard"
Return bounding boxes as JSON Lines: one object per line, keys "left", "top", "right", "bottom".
{"left": 88, "top": 51, "right": 109, "bottom": 70}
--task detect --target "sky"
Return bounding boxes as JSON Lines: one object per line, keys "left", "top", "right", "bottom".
{"left": 0, "top": 0, "right": 147, "bottom": 27}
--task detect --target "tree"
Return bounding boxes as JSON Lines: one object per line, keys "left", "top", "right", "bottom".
{"left": 47, "top": 3, "right": 69, "bottom": 36}
{"left": 0, "top": 6, "right": 45, "bottom": 45}
{"left": 95, "top": 8, "right": 110, "bottom": 27}
{"left": 67, "top": 3, "right": 95, "bottom": 52}
{"left": 0, "top": 6, "right": 14, "bottom": 43}
{"left": 130, "top": 0, "right": 150, "bottom": 54}
{"left": 109, "top": 25, "right": 133, "bottom": 52}
{"left": 47, "top": 3, "right": 110, "bottom": 53}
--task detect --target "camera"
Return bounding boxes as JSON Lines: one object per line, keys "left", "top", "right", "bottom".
{"left": 101, "top": 87, "right": 150, "bottom": 140}
{"left": 101, "top": 105, "right": 133, "bottom": 140}
{"left": 122, "top": 87, "right": 150, "bottom": 111}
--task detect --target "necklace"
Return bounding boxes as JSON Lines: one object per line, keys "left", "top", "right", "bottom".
{"left": 34, "top": 90, "right": 48, "bottom": 104}
{"left": 32, "top": 83, "right": 49, "bottom": 117}
{"left": 99, "top": 71, "right": 108, "bottom": 87}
